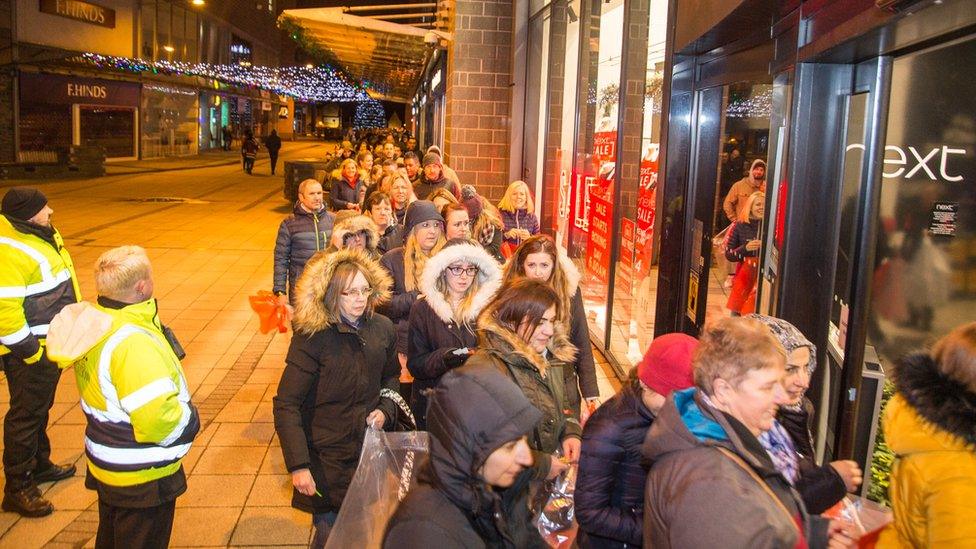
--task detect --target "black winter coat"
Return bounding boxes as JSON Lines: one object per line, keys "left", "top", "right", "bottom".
{"left": 377, "top": 247, "right": 417, "bottom": 355}
{"left": 569, "top": 289, "right": 599, "bottom": 401}
{"left": 273, "top": 204, "right": 335, "bottom": 298}
{"left": 377, "top": 224, "right": 404, "bottom": 255}
{"left": 414, "top": 174, "right": 459, "bottom": 201}
{"left": 407, "top": 298, "right": 476, "bottom": 428}
{"left": 330, "top": 175, "right": 363, "bottom": 211}
{"left": 265, "top": 134, "right": 282, "bottom": 155}
{"left": 725, "top": 219, "right": 760, "bottom": 262}
{"left": 778, "top": 400, "right": 848, "bottom": 514}
{"left": 576, "top": 380, "right": 653, "bottom": 548}
{"left": 273, "top": 314, "right": 400, "bottom": 514}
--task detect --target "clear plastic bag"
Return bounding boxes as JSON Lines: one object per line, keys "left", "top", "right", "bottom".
{"left": 536, "top": 464, "right": 578, "bottom": 549}
{"left": 822, "top": 495, "right": 893, "bottom": 548}
{"left": 324, "top": 428, "right": 429, "bottom": 549}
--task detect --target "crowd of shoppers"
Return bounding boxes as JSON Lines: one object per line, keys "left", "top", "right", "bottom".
{"left": 3, "top": 125, "right": 971, "bottom": 549}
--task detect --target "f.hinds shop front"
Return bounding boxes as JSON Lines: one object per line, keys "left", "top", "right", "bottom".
{"left": 18, "top": 72, "right": 140, "bottom": 160}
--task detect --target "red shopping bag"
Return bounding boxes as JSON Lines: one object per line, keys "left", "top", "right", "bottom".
{"left": 248, "top": 291, "right": 289, "bottom": 334}
{"left": 822, "top": 495, "right": 893, "bottom": 549}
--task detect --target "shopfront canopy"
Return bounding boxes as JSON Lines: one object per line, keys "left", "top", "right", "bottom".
{"left": 279, "top": 3, "right": 452, "bottom": 103}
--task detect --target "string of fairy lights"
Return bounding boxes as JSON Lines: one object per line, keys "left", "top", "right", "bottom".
{"left": 78, "top": 53, "right": 372, "bottom": 103}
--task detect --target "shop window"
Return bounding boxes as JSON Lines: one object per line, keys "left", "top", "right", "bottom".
{"left": 607, "top": 0, "right": 669, "bottom": 367}
{"left": 572, "top": 0, "right": 626, "bottom": 345}
{"left": 19, "top": 103, "right": 72, "bottom": 158}
{"left": 79, "top": 106, "right": 137, "bottom": 159}
{"left": 141, "top": 84, "right": 200, "bottom": 158}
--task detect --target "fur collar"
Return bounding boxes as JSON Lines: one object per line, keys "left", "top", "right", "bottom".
{"left": 419, "top": 242, "right": 502, "bottom": 324}
{"left": 557, "top": 251, "right": 581, "bottom": 297}
{"left": 476, "top": 314, "right": 577, "bottom": 376}
{"left": 330, "top": 214, "right": 380, "bottom": 252}
{"left": 292, "top": 248, "right": 392, "bottom": 335}
{"left": 894, "top": 352, "right": 976, "bottom": 448}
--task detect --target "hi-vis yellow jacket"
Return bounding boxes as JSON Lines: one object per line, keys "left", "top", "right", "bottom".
{"left": 0, "top": 215, "right": 80, "bottom": 363}
{"left": 47, "top": 299, "right": 199, "bottom": 487}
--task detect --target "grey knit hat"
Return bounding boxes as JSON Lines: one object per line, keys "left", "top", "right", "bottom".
{"left": 405, "top": 200, "right": 444, "bottom": 234}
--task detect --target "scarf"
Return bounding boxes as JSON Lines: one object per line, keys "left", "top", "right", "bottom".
{"left": 758, "top": 420, "right": 800, "bottom": 485}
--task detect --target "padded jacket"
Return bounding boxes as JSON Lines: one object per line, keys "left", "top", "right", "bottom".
{"left": 273, "top": 203, "right": 334, "bottom": 298}
{"left": 576, "top": 379, "right": 654, "bottom": 548}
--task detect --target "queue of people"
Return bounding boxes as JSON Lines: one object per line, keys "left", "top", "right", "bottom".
{"left": 2, "top": 165, "right": 972, "bottom": 549}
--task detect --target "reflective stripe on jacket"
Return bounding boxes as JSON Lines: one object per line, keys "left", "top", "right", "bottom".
{"left": 0, "top": 215, "right": 80, "bottom": 362}
{"left": 49, "top": 299, "right": 199, "bottom": 487}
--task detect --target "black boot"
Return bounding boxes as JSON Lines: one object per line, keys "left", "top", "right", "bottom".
{"left": 33, "top": 462, "right": 76, "bottom": 483}
{"left": 2, "top": 473, "right": 54, "bottom": 517}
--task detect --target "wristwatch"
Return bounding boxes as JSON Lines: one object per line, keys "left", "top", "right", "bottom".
{"left": 274, "top": 290, "right": 285, "bottom": 297}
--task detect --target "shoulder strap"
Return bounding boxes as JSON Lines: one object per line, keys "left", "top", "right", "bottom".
{"left": 714, "top": 446, "right": 800, "bottom": 534}
{"left": 380, "top": 388, "right": 416, "bottom": 430}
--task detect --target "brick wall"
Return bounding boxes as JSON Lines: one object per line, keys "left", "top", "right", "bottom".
{"left": 0, "top": 1, "right": 14, "bottom": 163}
{"left": 444, "top": 0, "right": 514, "bottom": 202}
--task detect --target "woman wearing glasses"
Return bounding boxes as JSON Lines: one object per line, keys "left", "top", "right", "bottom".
{"left": 407, "top": 239, "right": 502, "bottom": 429}
{"left": 378, "top": 201, "right": 447, "bottom": 391}
{"left": 466, "top": 279, "right": 582, "bottom": 481}
{"left": 273, "top": 248, "right": 401, "bottom": 548}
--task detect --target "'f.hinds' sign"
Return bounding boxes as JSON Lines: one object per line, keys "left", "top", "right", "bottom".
{"left": 39, "top": 0, "right": 116, "bottom": 29}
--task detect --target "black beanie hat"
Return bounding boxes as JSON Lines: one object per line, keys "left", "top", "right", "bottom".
{"left": 405, "top": 200, "right": 444, "bottom": 234}
{"left": 422, "top": 152, "right": 441, "bottom": 168}
{"left": 1, "top": 187, "right": 48, "bottom": 221}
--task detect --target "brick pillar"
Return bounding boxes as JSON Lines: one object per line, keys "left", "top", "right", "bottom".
{"left": 0, "top": 1, "right": 15, "bottom": 163}
{"left": 445, "top": 0, "right": 514, "bottom": 202}
{"left": 540, "top": 3, "right": 567, "bottom": 235}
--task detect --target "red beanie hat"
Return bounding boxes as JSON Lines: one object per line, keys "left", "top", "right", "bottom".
{"left": 637, "top": 333, "right": 698, "bottom": 396}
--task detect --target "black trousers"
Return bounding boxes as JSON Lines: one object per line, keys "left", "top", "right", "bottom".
{"left": 269, "top": 153, "right": 279, "bottom": 174}
{"left": 95, "top": 499, "right": 175, "bottom": 549}
{"left": 2, "top": 356, "right": 60, "bottom": 478}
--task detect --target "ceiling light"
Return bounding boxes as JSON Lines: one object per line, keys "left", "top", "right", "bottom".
{"left": 191, "top": 0, "right": 205, "bottom": 5}
{"left": 162, "top": 45, "right": 175, "bottom": 52}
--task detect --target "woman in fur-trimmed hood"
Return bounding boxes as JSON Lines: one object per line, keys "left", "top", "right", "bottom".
{"left": 467, "top": 278, "right": 581, "bottom": 481}
{"left": 273, "top": 248, "right": 400, "bottom": 545}
{"left": 503, "top": 235, "right": 598, "bottom": 419}
{"left": 323, "top": 212, "right": 381, "bottom": 259}
{"left": 407, "top": 239, "right": 502, "bottom": 428}
{"left": 878, "top": 321, "right": 976, "bottom": 548}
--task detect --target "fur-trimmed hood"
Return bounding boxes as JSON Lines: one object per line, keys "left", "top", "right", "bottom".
{"left": 476, "top": 311, "right": 577, "bottom": 375}
{"left": 292, "top": 248, "right": 392, "bottom": 335}
{"left": 328, "top": 214, "right": 380, "bottom": 253}
{"left": 419, "top": 242, "right": 502, "bottom": 324}
{"left": 890, "top": 352, "right": 976, "bottom": 450}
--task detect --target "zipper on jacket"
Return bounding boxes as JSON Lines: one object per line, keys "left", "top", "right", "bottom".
{"left": 313, "top": 213, "right": 321, "bottom": 251}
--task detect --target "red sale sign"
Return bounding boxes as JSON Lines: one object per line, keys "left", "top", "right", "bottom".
{"left": 585, "top": 193, "right": 613, "bottom": 284}
{"left": 635, "top": 160, "right": 658, "bottom": 279}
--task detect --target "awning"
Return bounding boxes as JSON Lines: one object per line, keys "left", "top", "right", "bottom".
{"left": 279, "top": 3, "right": 453, "bottom": 103}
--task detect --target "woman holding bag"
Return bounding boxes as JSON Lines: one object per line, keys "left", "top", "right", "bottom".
{"left": 273, "top": 249, "right": 400, "bottom": 548}
{"left": 407, "top": 239, "right": 502, "bottom": 429}
{"left": 725, "top": 191, "right": 764, "bottom": 316}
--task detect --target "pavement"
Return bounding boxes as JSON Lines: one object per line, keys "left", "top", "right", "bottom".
{"left": 0, "top": 141, "right": 621, "bottom": 548}
{"left": 103, "top": 140, "right": 328, "bottom": 176}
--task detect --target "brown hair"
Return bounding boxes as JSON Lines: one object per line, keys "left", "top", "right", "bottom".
{"left": 932, "top": 322, "right": 976, "bottom": 393}
{"left": 693, "top": 317, "right": 786, "bottom": 395}
{"left": 441, "top": 202, "right": 468, "bottom": 223}
{"left": 503, "top": 235, "right": 572, "bottom": 323}
{"left": 321, "top": 262, "right": 377, "bottom": 323}
{"left": 485, "top": 279, "right": 560, "bottom": 343}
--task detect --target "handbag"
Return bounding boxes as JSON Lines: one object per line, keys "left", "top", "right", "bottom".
{"left": 380, "top": 388, "right": 417, "bottom": 432}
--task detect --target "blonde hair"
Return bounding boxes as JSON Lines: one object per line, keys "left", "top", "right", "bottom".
{"left": 95, "top": 246, "right": 152, "bottom": 301}
{"left": 435, "top": 258, "right": 483, "bottom": 329}
{"left": 932, "top": 322, "right": 976, "bottom": 394}
{"left": 740, "top": 191, "right": 765, "bottom": 223}
{"left": 428, "top": 187, "right": 458, "bottom": 207}
{"left": 498, "top": 180, "right": 534, "bottom": 214}
{"left": 403, "top": 231, "right": 445, "bottom": 292}
{"left": 298, "top": 178, "right": 321, "bottom": 196}
{"left": 340, "top": 158, "right": 358, "bottom": 173}
{"left": 694, "top": 317, "right": 786, "bottom": 395}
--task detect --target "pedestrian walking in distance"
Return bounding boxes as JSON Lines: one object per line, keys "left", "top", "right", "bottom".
{"left": 266, "top": 129, "right": 282, "bottom": 175}
{"left": 0, "top": 187, "right": 80, "bottom": 517}
{"left": 46, "top": 246, "right": 199, "bottom": 549}
{"left": 242, "top": 130, "right": 259, "bottom": 174}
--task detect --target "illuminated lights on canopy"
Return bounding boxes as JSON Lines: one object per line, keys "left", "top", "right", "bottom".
{"left": 354, "top": 100, "right": 386, "bottom": 129}
{"left": 78, "top": 53, "right": 371, "bottom": 103}
{"left": 725, "top": 89, "right": 773, "bottom": 119}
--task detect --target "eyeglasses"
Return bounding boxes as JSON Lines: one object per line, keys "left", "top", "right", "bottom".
{"left": 341, "top": 287, "right": 372, "bottom": 297}
{"left": 446, "top": 265, "right": 479, "bottom": 277}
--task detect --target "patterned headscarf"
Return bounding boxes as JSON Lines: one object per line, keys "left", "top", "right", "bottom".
{"left": 747, "top": 314, "right": 817, "bottom": 378}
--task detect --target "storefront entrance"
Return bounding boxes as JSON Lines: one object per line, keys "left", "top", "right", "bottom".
{"left": 76, "top": 105, "right": 138, "bottom": 159}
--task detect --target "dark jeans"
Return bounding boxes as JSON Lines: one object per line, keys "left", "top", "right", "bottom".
{"left": 269, "top": 153, "right": 279, "bottom": 174}
{"left": 243, "top": 157, "right": 255, "bottom": 173}
{"left": 3, "top": 356, "right": 60, "bottom": 478}
{"left": 95, "top": 499, "right": 176, "bottom": 549}
{"left": 311, "top": 511, "right": 338, "bottom": 549}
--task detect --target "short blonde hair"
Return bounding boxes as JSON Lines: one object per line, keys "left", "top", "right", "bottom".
{"left": 498, "top": 180, "right": 534, "bottom": 214}
{"left": 95, "top": 246, "right": 152, "bottom": 300}
{"left": 739, "top": 191, "right": 765, "bottom": 223}
{"left": 694, "top": 317, "right": 786, "bottom": 395}
{"left": 298, "top": 178, "right": 321, "bottom": 196}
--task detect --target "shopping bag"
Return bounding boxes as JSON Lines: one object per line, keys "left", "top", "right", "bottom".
{"left": 248, "top": 291, "right": 288, "bottom": 334}
{"left": 536, "top": 464, "right": 578, "bottom": 549}
{"left": 501, "top": 240, "right": 517, "bottom": 259}
{"left": 324, "top": 427, "right": 429, "bottom": 549}
{"left": 822, "top": 495, "right": 893, "bottom": 549}
{"left": 712, "top": 223, "right": 734, "bottom": 276}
